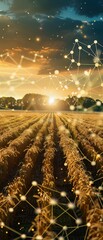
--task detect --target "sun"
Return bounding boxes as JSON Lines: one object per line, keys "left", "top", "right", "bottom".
{"left": 48, "top": 96, "right": 55, "bottom": 105}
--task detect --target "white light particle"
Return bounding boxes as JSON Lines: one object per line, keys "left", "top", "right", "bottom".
{"left": 35, "top": 208, "right": 41, "bottom": 214}
{"left": 58, "top": 237, "right": 64, "bottom": 240}
{"left": 70, "top": 105, "right": 75, "bottom": 110}
{"left": 94, "top": 40, "right": 98, "bottom": 44}
{"left": 50, "top": 219, "right": 56, "bottom": 224}
{"left": 75, "top": 218, "right": 82, "bottom": 225}
{"left": 71, "top": 59, "right": 75, "bottom": 63}
{"left": 0, "top": 222, "right": 5, "bottom": 228}
{"left": 87, "top": 45, "right": 91, "bottom": 48}
{"left": 95, "top": 63, "right": 99, "bottom": 67}
{"left": 75, "top": 39, "right": 79, "bottom": 42}
{"left": 91, "top": 161, "right": 96, "bottom": 166}
{"left": 49, "top": 198, "right": 58, "bottom": 206}
{"left": 75, "top": 190, "right": 80, "bottom": 195}
{"left": 21, "top": 234, "right": 27, "bottom": 239}
{"left": 64, "top": 162, "right": 67, "bottom": 166}
{"left": 32, "top": 181, "right": 38, "bottom": 186}
{"left": 36, "top": 235, "right": 43, "bottom": 240}
{"left": 70, "top": 50, "right": 74, "bottom": 54}
{"left": 63, "top": 225, "right": 68, "bottom": 231}
{"left": 54, "top": 70, "right": 59, "bottom": 75}
{"left": 20, "top": 195, "right": 26, "bottom": 201}
{"left": 68, "top": 202, "right": 75, "bottom": 209}
{"left": 9, "top": 208, "right": 14, "bottom": 213}
{"left": 60, "top": 191, "right": 67, "bottom": 197}
{"left": 96, "top": 101, "right": 101, "bottom": 106}
{"left": 78, "top": 46, "right": 82, "bottom": 50}
{"left": 77, "top": 62, "right": 81, "bottom": 67}
{"left": 87, "top": 222, "right": 91, "bottom": 227}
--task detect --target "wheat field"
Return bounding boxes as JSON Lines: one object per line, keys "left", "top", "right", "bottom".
{"left": 0, "top": 112, "right": 103, "bottom": 240}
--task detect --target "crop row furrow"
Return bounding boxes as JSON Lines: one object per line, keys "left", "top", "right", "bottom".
{"left": 0, "top": 114, "right": 50, "bottom": 222}
{"left": 0, "top": 115, "right": 42, "bottom": 148}
{"left": 32, "top": 114, "right": 56, "bottom": 240}
{"left": 55, "top": 115, "right": 102, "bottom": 240}
{"left": 0, "top": 114, "right": 47, "bottom": 187}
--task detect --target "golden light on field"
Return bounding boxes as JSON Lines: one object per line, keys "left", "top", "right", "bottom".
{"left": 48, "top": 96, "right": 55, "bottom": 105}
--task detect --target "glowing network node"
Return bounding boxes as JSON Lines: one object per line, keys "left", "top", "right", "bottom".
{"left": 91, "top": 161, "right": 96, "bottom": 166}
{"left": 32, "top": 181, "right": 38, "bottom": 186}
{"left": 75, "top": 39, "right": 79, "bottom": 42}
{"left": 94, "top": 40, "right": 98, "bottom": 44}
{"left": 75, "top": 218, "right": 82, "bottom": 225}
{"left": 20, "top": 195, "right": 26, "bottom": 201}
{"left": 9, "top": 208, "right": 14, "bottom": 213}
{"left": 20, "top": 234, "right": 27, "bottom": 239}
{"left": 60, "top": 191, "right": 67, "bottom": 197}
{"left": 68, "top": 202, "right": 75, "bottom": 209}
{"left": 49, "top": 198, "right": 58, "bottom": 206}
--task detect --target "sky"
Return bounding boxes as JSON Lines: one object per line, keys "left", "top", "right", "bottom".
{"left": 0, "top": 0, "right": 103, "bottom": 100}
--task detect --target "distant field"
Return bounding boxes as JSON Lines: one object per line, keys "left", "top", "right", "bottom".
{"left": 0, "top": 112, "right": 103, "bottom": 240}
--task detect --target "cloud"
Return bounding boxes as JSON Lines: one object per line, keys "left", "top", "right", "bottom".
{"left": 7, "top": 0, "right": 103, "bottom": 17}
{"left": 71, "top": 0, "right": 103, "bottom": 17}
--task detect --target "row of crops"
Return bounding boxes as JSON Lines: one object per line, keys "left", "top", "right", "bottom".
{"left": 0, "top": 112, "right": 103, "bottom": 240}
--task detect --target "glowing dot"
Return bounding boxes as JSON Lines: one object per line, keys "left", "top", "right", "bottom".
{"left": 62, "top": 226, "right": 68, "bottom": 231}
{"left": 75, "top": 218, "right": 82, "bottom": 225}
{"left": 64, "top": 162, "right": 67, "bottom": 166}
{"left": 58, "top": 237, "right": 64, "bottom": 240}
{"left": 70, "top": 50, "right": 74, "bottom": 54}
{"left": 32, "top": 181, "right": 37, "bottom": 186}
{"left": 87, "top": 222, "right": 91, "bottom": 227}
{"left": 68, "top": 202, "right": 75, "bottom": 209}
{"left": 60, "top": 191, "right": 67, "bottom": 197}
{"left": 84, "top": 70, "right": 90, "bottom": 76}
{"left": 35, "top": 208, "right": 41, "bottom": 214}
{"left": 9, "top": 208, "right": 14, "bottom": 213}
{"left": 36, "top": 235, "right": 43, "bottom": 240}
{"left": 70, "top": 105, "right": 75, "bottom": 110}
{"left": 75, "top": 39, "right": 79, "bottom": 42}
{"left": 77, "top": 62, "right": 81, "bottom": 66}
{"left": 98, "top": 186, "right": 103, "bottom": 191}
{"left": 96, "top": 101, "right": 101, "bottom": 106}
{"left": 95, "top": 63, "right": 99, "bottom": 67}
{"left": 20, "top": 195, "right": 26, "bottom": 201}
{"left": 0, "top": 222, "right": 5, "bottom": 228}
{"left": 101, "top": 83, "right": 103, "bottom": 87}
{"left": 78, "top": 46, "right": 82, "bottom": 50}
{"left": 87, "top": 45, "right": 91, "bottom": 48}
{"left": 64, "top": 55, "right": 68, "bottom": 58}
{"left": 91, "top": 161, "right": 96, "bottom": 166}
{"left": 50, "top": 219, "right": 56, "bottom": 224}
{"left": 75, "top": 190, "right": 80, "bottom": 195}
{"left": 36, "top": 37, "right": 40, "bottom": 42}
{"left": 71, "top": 59, "right": 75, "bottom": 63}
{"left": 54, "top": 70, "right": 59, "bottom": 75}
{"left": 94, "top": 40, "right": 98, "bottom": 44}
{"left": 49, "top": 198, "right": 58, "bottom": 206}
{"left": 21, "top": 234, "right": 27, "bottom": 239}
{"left": 89, "top": 181, "right": 93, "bottom": 186}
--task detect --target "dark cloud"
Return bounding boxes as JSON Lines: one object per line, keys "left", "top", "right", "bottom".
{"left": 10, "top": 0, "right": 69, "bottom": 15}
{"left": 71, "top": 0, "right": 103, "bottom": 17}
{"left": 7, "top": 0, "right": 103, "bottom": 17}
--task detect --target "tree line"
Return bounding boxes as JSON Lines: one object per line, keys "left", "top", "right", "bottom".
{"left": 0, "top": 94, "right": 103, "bottom": 111}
